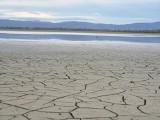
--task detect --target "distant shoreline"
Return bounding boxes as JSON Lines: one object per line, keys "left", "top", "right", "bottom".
{"left": 0, "top": 28, "right": 160, "bottom": 34}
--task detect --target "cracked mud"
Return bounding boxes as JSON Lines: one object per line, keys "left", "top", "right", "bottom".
{"left": 0, "top": 41, "right": 160, "bottom": 120}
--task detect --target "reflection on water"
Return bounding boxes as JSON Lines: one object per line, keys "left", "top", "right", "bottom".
{"left": 0, "top": 31, "right": 160, "bottom": 43}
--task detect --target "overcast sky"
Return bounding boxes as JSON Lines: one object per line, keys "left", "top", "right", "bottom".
{"left": 0, "top": 0, "right": 160, "bottom": 24}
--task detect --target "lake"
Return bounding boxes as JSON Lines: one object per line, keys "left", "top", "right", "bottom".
{"left": 0, "top": 31, "right": 160, "bottom": 43}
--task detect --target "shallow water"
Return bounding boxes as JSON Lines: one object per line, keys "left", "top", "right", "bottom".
{"left": 0, "top": 31, "right": 160, "bottom": 43}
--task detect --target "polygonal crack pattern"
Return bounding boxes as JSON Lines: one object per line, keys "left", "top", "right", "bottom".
{"left": 0, "top": 43, "right": 160, "bottom": 120}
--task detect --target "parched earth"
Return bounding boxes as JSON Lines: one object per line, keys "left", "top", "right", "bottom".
{"left": 0, "top": 41, "right": 160, "bottom": 120}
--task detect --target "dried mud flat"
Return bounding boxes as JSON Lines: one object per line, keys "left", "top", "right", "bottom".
{"left": 0, "top": 41, "right": 160, "bottom": 120}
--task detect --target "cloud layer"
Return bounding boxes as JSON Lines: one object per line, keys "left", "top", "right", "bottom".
{"left": 0, "top": 0, "right": 159, "bottom": 24}
{"left": 1, "top": 0, "right": 159, "bottom": 7}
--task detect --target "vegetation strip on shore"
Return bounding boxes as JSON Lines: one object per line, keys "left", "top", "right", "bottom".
{"left": 0, "top": 27, "right": 160, "bottom": 34}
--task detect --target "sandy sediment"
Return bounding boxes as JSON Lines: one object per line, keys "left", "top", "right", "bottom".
{"left": 0, "top": 40, "right": 160, "bottom": 120}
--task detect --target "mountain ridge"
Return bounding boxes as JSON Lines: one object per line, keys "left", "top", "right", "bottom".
{"left": 0, "top": 19, "right": 160, "bottom": 30}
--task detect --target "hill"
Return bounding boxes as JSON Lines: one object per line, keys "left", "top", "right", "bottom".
{"left": 0, "top": 19, "right": 160, "bottom": 30}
